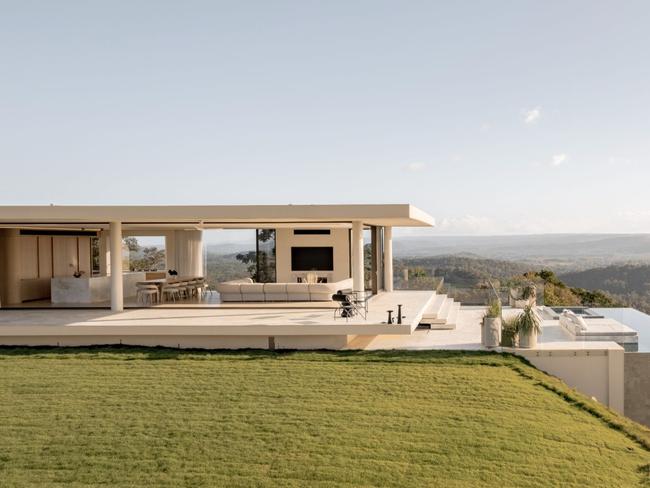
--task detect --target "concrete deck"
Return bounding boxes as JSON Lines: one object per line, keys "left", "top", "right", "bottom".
{"left": 347, "top": 306, "right": 629, "bottom": 351}
{"left": 0, "top": 290, "right": 435, "bottom": 339}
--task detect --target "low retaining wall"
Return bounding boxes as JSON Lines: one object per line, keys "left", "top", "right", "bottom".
{"left": 624, "top": 352, "right": 650, "bottom": 427}
{"left": 512, "top": 346, "right": 624, "bottom": 414}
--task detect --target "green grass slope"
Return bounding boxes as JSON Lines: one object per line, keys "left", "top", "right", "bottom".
{"left": 0, "top": 348, "right": 648, "bottom": 487}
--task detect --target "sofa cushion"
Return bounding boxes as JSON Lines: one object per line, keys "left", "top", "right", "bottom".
{"left": 240, "top": 283, "right": 266, "bottom": 301}
{"left": 286, "top": 283, "right": 311, "bottom": 301}
{"left": 264, "top": 283, "right": 288, "bottom": 301}
{"left": 308, "top": 282, "right": 337, "bottom": 301}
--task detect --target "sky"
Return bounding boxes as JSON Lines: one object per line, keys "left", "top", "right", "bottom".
{"left": 1, "top": 1, "right": 649, "bottom": 236}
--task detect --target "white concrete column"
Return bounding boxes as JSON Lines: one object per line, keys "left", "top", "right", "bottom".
{"left": 109, "top": 221, "right": 123, "bottom": 311}
{"left": 351, "top": 221, "right": 364, "bottom": 292}
{"left": 383, "top": 226, "right": 393, "bottom": 292}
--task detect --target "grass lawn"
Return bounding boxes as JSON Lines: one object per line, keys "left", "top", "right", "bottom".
{"left": 0, "top": 348, "right": 649, "bottom": 487}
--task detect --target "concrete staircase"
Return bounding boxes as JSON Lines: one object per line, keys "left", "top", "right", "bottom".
{"left": 419, "top": 293, "right": 460, "bottom": 330}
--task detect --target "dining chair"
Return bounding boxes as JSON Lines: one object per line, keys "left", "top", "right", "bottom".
{"left": 162, "top": 283, "right": 181, "bottom": 303}
{"left": 136, "top": 284, "right": 159, "bottom": 306}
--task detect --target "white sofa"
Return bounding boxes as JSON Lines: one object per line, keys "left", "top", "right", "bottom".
{"left": 215, "top": 278, "right": 254, "bottom": 302}
{"left": 215, "top": 278, "right": 353, "bottom": 302}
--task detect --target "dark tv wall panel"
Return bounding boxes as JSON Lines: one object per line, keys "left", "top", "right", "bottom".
{"left": 293, "top": 229, "right": 331, "bottom": 235}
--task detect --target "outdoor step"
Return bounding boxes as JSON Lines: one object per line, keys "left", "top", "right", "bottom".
{"left": 429, "top": 297, "right": 453, "bottom": 324}
{"left": 444, "top": 301, "right": 461, "bottom": 329}
{"left": 419, "top": 300, "right": 459, "bottom": 330}
{"left": 421, "top": 294, "right": 447, "bottom": 320}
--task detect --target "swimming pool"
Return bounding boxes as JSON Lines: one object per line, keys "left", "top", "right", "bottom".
{"left": 549, "top": 307, "right": 604, "bottom": 318}
{"left": 592, "top": 307, "right": 650, "bottom": 353}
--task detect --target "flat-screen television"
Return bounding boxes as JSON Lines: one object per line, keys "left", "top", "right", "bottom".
{"left": 291, "top": 247, "right": 334, "bottom": 271}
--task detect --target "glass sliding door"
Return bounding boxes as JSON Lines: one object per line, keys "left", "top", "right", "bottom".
{"left": 370, "top": 226, "right": 384, "bottom": 294}
{"left": 361, "top": 226, "right": 385, "bottom": 294}
{"left": 255, "top": 229, "right": 276, "bottom": 283}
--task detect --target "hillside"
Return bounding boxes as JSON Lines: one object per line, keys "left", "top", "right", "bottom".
{"left": 561, "top": 264, "right": 650, "bottom": 313}
{"left": 0, "top": 348, "right": 648, "bottom": 487}
{"left": 394, "top": 254, "right": 530, "bottom": 288}
{"left": 393, "top": 234, "right": 650, "bottom": 271}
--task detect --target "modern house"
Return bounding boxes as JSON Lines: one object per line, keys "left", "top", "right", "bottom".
{"left": 0, "top": 204, "right": 448, "bottom": 349}
{"left": 0, "top": 204, "right": 434, "bottom": 307}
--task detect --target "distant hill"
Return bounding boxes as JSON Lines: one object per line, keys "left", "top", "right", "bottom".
{"left": 561, "top": 264, "right": 650, "bottom": 295}
{"left": 394, "top": 254, "right": 531, "bottom": 289}
{"left": 206, "top": 242, "right": 255, "bottom": 255}
{"left": 560, "top": 264, "right": 650, "bottom": 313}
{"left": 205, "top": 234, "right": 650, "bottom": 272}
{"left": 393, "top": 234, "right": 650, "bottom": 271}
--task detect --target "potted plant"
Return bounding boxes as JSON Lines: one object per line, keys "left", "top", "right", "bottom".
{"left": 500, "top": 316, "right": 518, "bottom": 347}
{"left": 517, "top": 305, "right": 541, "bottom": 348}
{"left": 481, "top": 300, "right": 502, "bottom": 348}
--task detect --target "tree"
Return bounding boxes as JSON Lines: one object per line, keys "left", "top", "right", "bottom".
{"left": 130, "top": 246, "right": 166, "bottom": 272}
{"left": 124, "top": 237, "right": 165, "bottom": 271}
{"left": 235, "top": 251, "right": 258, "bottom": 279}
{"left": 124, "top": 237, "right": 140, "bottom": 253}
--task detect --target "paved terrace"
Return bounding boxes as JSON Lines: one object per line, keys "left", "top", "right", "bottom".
{"left": 0, "top": 291, "right": 435, "bottom": 339}
{"left": 347, "top": 306, "right": 626, "bottom": 351}
{"left": 0, "top": 299, "right": 627, "bottom": 354}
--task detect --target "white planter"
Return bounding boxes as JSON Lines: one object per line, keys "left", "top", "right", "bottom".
{"left": 481, "top": 317, "right": 501, "bottom": 348}
{"left": 518, "top": 330, "right": 538, "bottom": 349}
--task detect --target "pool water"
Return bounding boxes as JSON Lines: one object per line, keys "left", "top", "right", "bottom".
{"left": 592, "top": 308, "right": 650, "bottom": 353}
{"left": 549, "top": 307, "right": 604, "bottom": 318}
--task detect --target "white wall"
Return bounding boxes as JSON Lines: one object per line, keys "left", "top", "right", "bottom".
{"left": 275, "top": 228, "right": 350, "bottom": 283}
{"left": 515, "top": 347, "right": 625, "bottom": 413}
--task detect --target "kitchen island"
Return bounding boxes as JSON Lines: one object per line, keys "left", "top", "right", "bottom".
{"left": 51, "top": 273, "right": 146, "bottom": 303}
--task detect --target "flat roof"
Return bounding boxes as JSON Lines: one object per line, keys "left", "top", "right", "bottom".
{"left": 0, "top": 204, "right": 434, "bottom": 229}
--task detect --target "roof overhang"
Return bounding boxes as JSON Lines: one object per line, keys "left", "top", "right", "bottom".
{"left": 0, "top": 204, "right": 434, "bottom": 231}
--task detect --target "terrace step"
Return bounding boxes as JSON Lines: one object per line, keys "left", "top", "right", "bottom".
{"left": 439, "top": 301, "right": 460, "bottom": 330}
{"left": 421, "top": 294, "right": 447, "bottom": 321}
{"left": 430, "top": 296, "right": 453, "bottom": 325}
{"left": 419, "top": 296, "right": 459, "bottom": 330}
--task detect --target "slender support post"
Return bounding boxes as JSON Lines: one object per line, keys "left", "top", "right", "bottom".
{"left": 383, "top": 226, "right": 393, "bottom": 292}
{"left": 351, "top": 221, "right": 364, "bottom": 292}
{"left": 109, "top": 221, "right": 123, "bottom": 311}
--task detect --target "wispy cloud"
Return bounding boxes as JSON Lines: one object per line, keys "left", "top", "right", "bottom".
{"left": 550, "top": 153, "right": 567, "bottom": 167}
{"left": 480, "top": 123, "right": 491, "bottom": 132}
{"left": 523, "top": 107, "right": 541, "bottom": 124}
{"left": 404, "top": 162, "right": 426, "bottom": 172}
{"left": 607, "top": 156, "right": 633, "bottom": 166}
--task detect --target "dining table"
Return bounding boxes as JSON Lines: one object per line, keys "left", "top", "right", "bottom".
{"left": 136, "top": 276, "right": 203, "bottom": 302}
